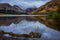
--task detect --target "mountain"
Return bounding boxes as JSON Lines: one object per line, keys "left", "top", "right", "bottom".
{"left": 32, "top": 0, "right": 59, "bottom": 14}
{"left": 25, "top": 7, "right": 37, "bottom": 14}
{"left": 32, "top": 0, "right": 60, "bottom": 31}
{"left": 0, "top": 3, "right": 38, "bottom": 15}
{"left": 13, "top": 5, "right": 27, "bottom": 14}
{"left": 0, "top": 3, "right": 27, "bottom": 15}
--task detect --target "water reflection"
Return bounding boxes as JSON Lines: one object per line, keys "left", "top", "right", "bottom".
{"left": 0, "top": 19, "right": 60, "bottom": 40}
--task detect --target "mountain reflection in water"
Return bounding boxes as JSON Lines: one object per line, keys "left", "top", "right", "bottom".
{"left": 0, "top": 19, "right": 60, "bottom": 40}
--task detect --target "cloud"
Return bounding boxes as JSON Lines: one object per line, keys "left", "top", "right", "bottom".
{"left": 0, "top": 0, "right": 51, "bottom": 9}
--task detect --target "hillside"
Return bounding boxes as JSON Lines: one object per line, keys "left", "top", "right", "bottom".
{"left": 32, "top": 0, "right": 60, "bottom": 31}
{"left": 32, "top": 0, "right": 59, "bottom": 14}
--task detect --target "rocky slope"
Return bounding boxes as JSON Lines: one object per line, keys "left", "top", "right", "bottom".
{"left": 32, "top": 0, "right": 60, "bottom": 31}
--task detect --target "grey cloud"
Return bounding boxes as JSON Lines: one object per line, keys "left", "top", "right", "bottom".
{"left": 0, "top": 0, "right": 51, "bottom": 9}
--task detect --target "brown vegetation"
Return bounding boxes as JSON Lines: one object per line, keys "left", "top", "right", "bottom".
{"left": 32, "top": 0, "right": 60, "bottom": 31}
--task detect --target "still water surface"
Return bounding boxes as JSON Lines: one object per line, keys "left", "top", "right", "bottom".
{"left": 0, "top": 19, "right": 60, "bottom": 40}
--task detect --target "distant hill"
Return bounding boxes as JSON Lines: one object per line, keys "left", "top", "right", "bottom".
{"left": 25, "top": 7, "right": 37, "bottom": 14}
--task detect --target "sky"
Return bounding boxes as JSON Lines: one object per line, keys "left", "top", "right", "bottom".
{"left": 0, "top": 0, "right": 51, "bottom": 9}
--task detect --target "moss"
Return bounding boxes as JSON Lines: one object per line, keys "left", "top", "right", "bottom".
{"left": 0, "top": 30, "right": 4, "bottom": 36}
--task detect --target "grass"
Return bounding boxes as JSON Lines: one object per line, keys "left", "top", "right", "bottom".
{"left": 48, "top": 9, "right": 60, "bottom": 26}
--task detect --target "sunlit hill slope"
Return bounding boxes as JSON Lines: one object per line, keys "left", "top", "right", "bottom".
{"left": 32, "top": 0, "right": 60, "bottom": 31}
